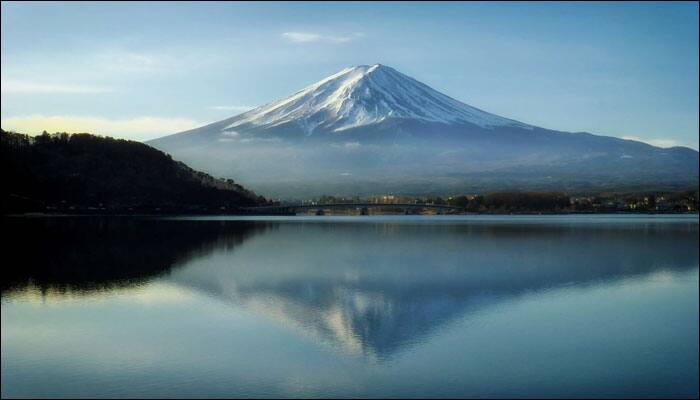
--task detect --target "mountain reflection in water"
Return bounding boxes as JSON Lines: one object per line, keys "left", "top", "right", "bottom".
{"left": 3, "top": 216, "right": 698, "bottom": 359}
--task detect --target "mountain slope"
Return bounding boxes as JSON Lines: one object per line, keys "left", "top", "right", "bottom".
{"left": 149, "top": 64, "right": 699, "bottom": 197}
{"left": 225, "top": 64, "right": 530, "bottom": 133}
{"left": 1, "top": 130, "right": 267, "bottom": 213}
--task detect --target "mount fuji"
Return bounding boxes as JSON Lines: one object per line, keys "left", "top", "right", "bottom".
{"left": 149, "top": 64, "right": 698, "bottom": 197}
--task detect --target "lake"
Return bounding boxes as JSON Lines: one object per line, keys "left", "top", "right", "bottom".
{"left": 1, "top": 215, "right": 698, "bottom": 398}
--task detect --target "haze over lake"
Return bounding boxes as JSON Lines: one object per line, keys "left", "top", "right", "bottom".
{"left": 2, "top": 215, "right": 698, "bottom": 398}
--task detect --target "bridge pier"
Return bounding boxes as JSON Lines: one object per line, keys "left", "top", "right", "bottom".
{"left": 360, "top": 207, "right": 369, "bottom": 216}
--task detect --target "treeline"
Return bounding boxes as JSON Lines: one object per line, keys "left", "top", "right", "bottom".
{"left": 312, "top": 191, "right": 698, "bottom": 214}
{"left": 445, "top": 192, "right": 570, "bottom": 212}
{"left": 1, "top": 130, "right": 269, "bottom": 214}
{"left": 445, "top": 191, "right": 698, "bottom": 213}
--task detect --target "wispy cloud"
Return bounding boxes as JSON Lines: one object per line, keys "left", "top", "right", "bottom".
{"left": 281, "top": 31, "right": 364, "bottom": 44}
{"left": 1, "top": 48, "right": 211, "bottom": 94}
{"left": 0, "top": 115, "right": 202, "bottom": 142}
{"left": 330, "top": 141, "right": 362, "bottom": 150}
{"left": 210, "top": 105, "right": 254, "bottom": 112}
{"left": 622, "top": 135, "right": 678, "bottom": 148}
{"left": 93, "top": 51, "right": 162, "bottom": 74}
{"left": 1, "top": 80, "right": 114, "bottom": 94}
{"left": 90, "top": 48, "right": 216, "bottom": 76}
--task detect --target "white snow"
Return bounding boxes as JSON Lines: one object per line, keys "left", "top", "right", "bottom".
{"left": 223, "top": 64, "right": 529, "bottom": 134}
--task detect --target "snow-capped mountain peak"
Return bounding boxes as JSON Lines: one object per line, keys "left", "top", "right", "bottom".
{"left": 223, "top": 64, "right": 529, "bottom": 134}
{"left": 149, "top": 64, "right": 698, "bottom": 198}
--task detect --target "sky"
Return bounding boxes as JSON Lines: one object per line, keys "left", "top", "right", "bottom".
{"left": 1, "top": 1, "right": 698, "bottom": 149}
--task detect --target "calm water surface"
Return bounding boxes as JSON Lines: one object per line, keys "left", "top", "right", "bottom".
{"left": 2, "top": 215, "right": 698, "bottom": 398}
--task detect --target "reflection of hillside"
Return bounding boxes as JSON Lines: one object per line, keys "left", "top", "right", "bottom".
{"left": 1, "top": 217, "right": 269, "bottom": 295}
{"left": 3, "top": 217, "right": 697, "bottom": 359}
{"left": 167, "top": 220, "right": 699, "bottom": 358}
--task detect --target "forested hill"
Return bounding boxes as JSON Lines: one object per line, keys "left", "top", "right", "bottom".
{"left": 1, "top": 130, "right": 268, "bottom": 214}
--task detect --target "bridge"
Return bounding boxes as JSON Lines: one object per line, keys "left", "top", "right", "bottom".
{"left": 242, "top": 203, "right": 462, "bottom": 215}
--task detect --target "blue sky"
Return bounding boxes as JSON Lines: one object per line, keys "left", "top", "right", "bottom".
{"left": 1, "top": 1, "right": 698, "bottom": 149}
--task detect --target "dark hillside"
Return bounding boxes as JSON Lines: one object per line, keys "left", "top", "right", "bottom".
{"left": 1, "top": 130, "right": 267, "bottom": 214}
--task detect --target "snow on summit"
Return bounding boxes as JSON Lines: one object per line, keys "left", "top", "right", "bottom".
{"left": 223, "top": 64, "right": 529, "bottom": 134}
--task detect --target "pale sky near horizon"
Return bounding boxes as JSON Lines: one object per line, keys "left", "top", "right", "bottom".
{"left": 1, "top": 1, "right": 698, "bottom": 149}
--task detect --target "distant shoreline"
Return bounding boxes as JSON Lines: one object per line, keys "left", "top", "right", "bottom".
{"left": 4, "top": 211, "right": 698, "bottom": 218}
